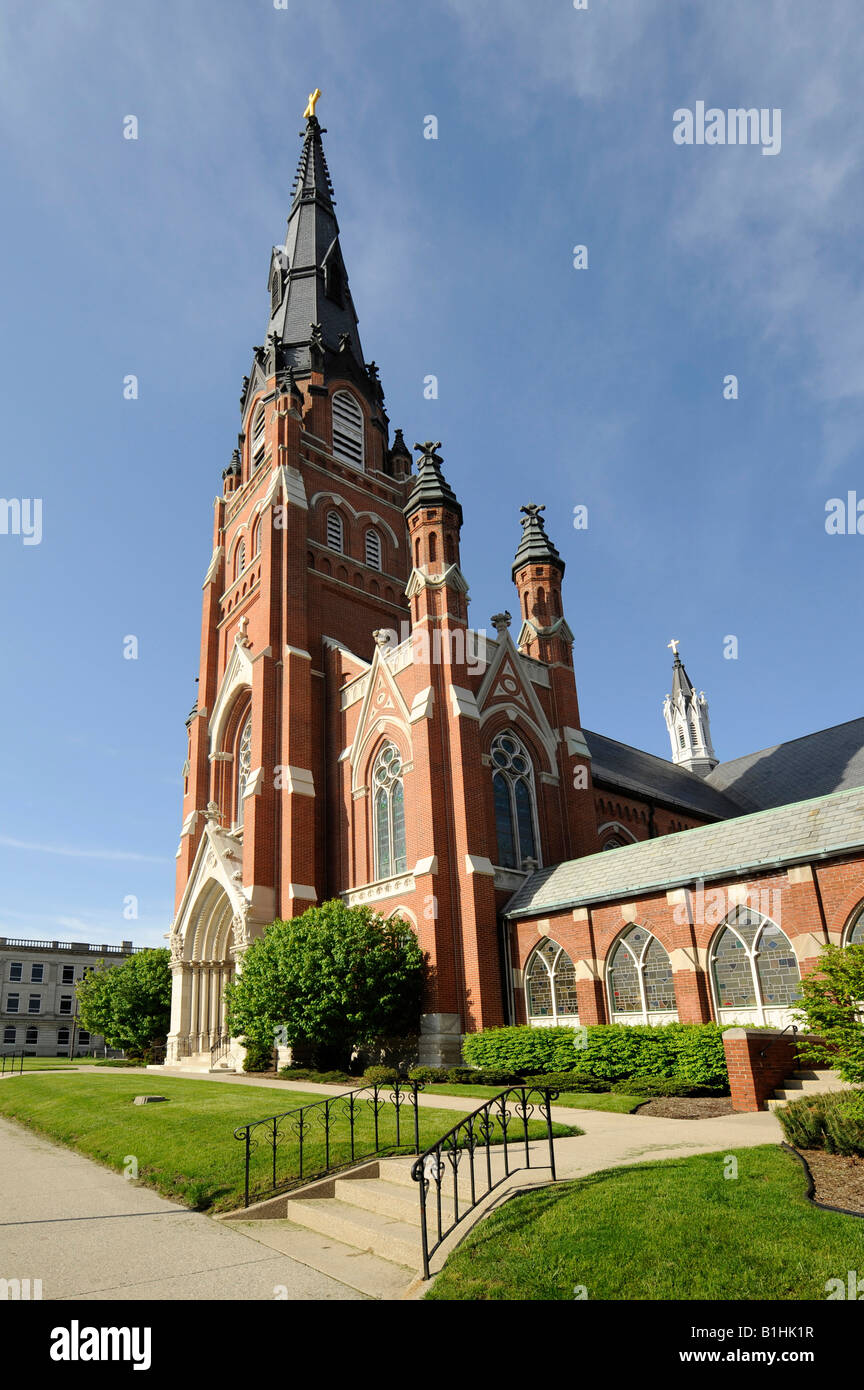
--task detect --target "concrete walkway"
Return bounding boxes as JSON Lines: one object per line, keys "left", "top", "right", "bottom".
{"left": 0, "top": 1070, "right": 782, "bottom": 1300}
{"left": 0, "top": 1116, "right": 368, "bottom": 1301}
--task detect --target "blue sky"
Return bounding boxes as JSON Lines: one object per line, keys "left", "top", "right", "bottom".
{"left": 1, "top": 0, "right": 862, "bottom": 949}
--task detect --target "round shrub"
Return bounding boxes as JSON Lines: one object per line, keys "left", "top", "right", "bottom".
{"left": 242, "top": 1039, "right": 275, "bottom": 1072}
{"left": 363, "top": 1065, "right": 400, "bottom": 1086}
{"left": 523, "top": 1072, "right": 609, "bottom": 1093}
{"left": 408, "top": 1066, "right": 449, "bottom": 1083}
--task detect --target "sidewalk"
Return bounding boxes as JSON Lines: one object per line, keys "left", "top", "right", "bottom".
{"left": 0, "top": 1116, "right": 368, "bottom": 1301}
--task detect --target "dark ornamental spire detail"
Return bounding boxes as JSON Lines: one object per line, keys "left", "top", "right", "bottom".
{"left": 512, "top": 503, "right": 565, "bottom": 578}
{"left": 253, "top": 104, "right": 368, "bottom": 395}
{"left": 403, "top": 442, "right": 463, "bottom": 524}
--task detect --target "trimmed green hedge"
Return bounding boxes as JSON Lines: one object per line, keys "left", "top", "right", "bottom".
{"left": 462, "top": 1023, "right": 729, "bottom": 1088}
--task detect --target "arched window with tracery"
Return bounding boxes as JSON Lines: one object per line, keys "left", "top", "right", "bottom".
{"left": 234, "top": 538, "right": 246, "bottom": 581}
{"left": 845, "top": 905, "right": 864, "bottom": 946}
{"left": 711, "top": 907, "right": 801, "bottom": 1025}
{"left": 491, "top": 731, "right": 539, "bottom": 870}
{"left": 607, "top": 925, "right": 678, "bottom": 1024}
{"left": 236, "top": 714, "right": 252, "bottom": 829}
{"left": 525, "top": 939, "right": 579, "bottom": 1026}
{"left": 373, "top": 742, "right": 406, "bottom": 880}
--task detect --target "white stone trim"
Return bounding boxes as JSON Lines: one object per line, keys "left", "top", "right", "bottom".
{"left": 410, "top": 687, "right": 434, "bottom": 721}
{"left": 450, "top": 685, "right": 480, "bottom": 720}
{"left": 465, "top": 855, "right": 495, "bottom": 876}
{"left": 413, "top": 856, "right": 438, "bottom": 876}
{"left": 281, "top": 766, "right": 315, "bottom": 797}
{"left": 287, "top": 883, "right": 317, "bottom": 901}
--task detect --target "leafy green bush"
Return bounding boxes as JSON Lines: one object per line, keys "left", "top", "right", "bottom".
{"left": 277, "top": 1066, "right": 355, "bottom": 1085}
{"left": 407, "top": 1066, "right": 449, "bottom": 1083}
{"left": 446, "top": 1067, "right": 477, "bottom": 1084}
{"left": 471, "top": 1069, "right": 519, "bottom": 1086}
{"left": 777, "top": 1090, "right": 864, "bottom": 1157}
{"left": 242, "top": 1039, "right": 275, "bottom": 1072}
{"left": 522, "top": 1071, "right": 609, "bottom": 1092}
{"left": 362, "top": 1065, "right": 400, "bottom": 1086}
{"left": 793, "top": 942, "right": 864, "bottom": 1083}
{"left": 610, "top": 1077, "right": 727, "bottom": 1098}
{"left": 463, "top": 1023, "right": 729, "bottom": 1087}
{"left": 462, "top": 1026, "right": 586, "bottom": 1075}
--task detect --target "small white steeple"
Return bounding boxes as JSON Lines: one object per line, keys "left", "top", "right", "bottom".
{"left": 662, "top": 639, "right": 717, "bottom": 777}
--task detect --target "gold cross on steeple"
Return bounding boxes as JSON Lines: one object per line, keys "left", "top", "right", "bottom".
{"left": 304, "top": 88, "right": 321, "bottom": 119}
{"left": 667, "top": 638, "right": 681, "bottom": 657}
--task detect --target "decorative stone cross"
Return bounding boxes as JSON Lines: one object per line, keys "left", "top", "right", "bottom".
{"left": 414, "top": 440, "right": 442, "bottom": 466}
{"left": 520, "top": 503, "right": 545, "bottom": 527}
{"left": 667, "top": 638, "right": 681, "bottom": 657}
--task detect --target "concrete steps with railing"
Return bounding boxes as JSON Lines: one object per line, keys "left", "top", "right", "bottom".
{"left": 766, "top": 1068, "right": 855, "bottom": 1109}
{"left": 222, "top": 1143, "right": 549, "bottom": 1299}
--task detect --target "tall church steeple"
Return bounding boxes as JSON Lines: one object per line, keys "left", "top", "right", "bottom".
{"left": 663, "top": 642, "right": 717, "bottom": 776}
{"left": 239, "top": 102, "right": 381, "bottom": 431}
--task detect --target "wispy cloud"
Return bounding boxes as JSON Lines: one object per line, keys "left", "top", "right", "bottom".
{"left": 0, "top": 836, "right": 170, "bottom": 864}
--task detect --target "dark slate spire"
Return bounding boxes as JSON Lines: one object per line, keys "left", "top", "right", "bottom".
{"left": 403, "top": 442, "right": 463, "bottom": 524}
{"left": 512, "top": 503, "right": 564, "bottom": 578}
{"left": 262, "top": 109, "right": 367, "bottom": 385}
{"left": 670, "top": 649, "right": 695, "bottom": 702}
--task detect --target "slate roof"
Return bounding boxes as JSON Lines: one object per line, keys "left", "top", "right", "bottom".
{"left": 512, "top": 504, "right": 564, "bottom": 577}
{"left": 584, "top": 729, "right": 744, "bottom": 820}
{"left": 505, "top": 784, "right": 864, "bottom": 918}
{"left": 704, "top": 717, "right": 864, "bottom": 812}
{"left": 404, "top": 443, "right": 463, "bottom": 524}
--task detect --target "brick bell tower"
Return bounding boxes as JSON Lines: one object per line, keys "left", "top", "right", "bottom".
{"left": 165, "top": 96, "right": 416, "bottom": 1064}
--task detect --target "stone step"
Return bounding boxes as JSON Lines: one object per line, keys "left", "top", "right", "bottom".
{"left": 792, "top": 1069, "right": 840, "bottom": 1081}
{"left": 230, "top": 1219, "right": 414, "bottom": 1299}
{"left": 282, "top": 1197, "right": 420, "bottom": 1267}
{"left": 334, "top": 1177, "right": 422, "bottom": 1225}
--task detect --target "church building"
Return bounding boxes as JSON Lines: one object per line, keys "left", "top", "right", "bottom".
{"left": 165, "top": 103, "right": 864, "bottom": 1067}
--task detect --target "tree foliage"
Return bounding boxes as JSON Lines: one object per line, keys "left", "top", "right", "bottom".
{"left": 75, "top": 949, "right": 172, "bottom": 1054}
{"left": 225, "top": 901, "right": 424, "bottom": 1069}
{"left": 794, "top": 942, "right": 864, "bottom": 1083}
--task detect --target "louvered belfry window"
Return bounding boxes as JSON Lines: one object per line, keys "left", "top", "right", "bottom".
{"left": 326, "top": 510, "right": 344, "bottom": 553}
{"left": 332, "top": 390, "right": 364, "bottom": 469}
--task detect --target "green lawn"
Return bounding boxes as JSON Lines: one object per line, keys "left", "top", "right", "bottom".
{"left": 0, "top": 1073, "right": 578, "bottom": 1213}
{"left": 0, "top": 1057, "right": 97, "bottom": 1072}
{"left": 427, "top": 1144, "right": 864, "bottom": 1300}
{"left": 421, "top": 1083, "right": 643, "bottom": 1114}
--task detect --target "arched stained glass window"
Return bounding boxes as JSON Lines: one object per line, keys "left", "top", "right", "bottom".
{"left": 607, "top": 925, "right": 677, "bottom": 1022}
{"left": 491, "top": 731, "right": 539, "bottom": 870}
{"left": 846, "top": 907, "right": 864, "bottom": 946}
{"left": 373, "top": 742, "right": 407, "bottom": 880}
{"left": 711, "top": 908, "right": 801, "bottom": 1022}
{"left": 236, "top": 714, "right": 252, "bottom": 828}
{"left": 525, "top": 939, "right": 579, "bottom": 1023}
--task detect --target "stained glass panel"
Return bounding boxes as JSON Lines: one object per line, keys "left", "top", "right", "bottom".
{"left": 713, "top": 926, "right": 757, "bottom": 1008}
{"left": 756, "top": 924, "right": 801, "bottom": 1007}
{"left": 494, "top": 772, "right": 517, "bottom": 868}
{"left": 554, "top": 953, "right": 580, "bottom": 1016}
{"left": 850, "top": 914, "right": 864, "bottom": 946}
{"left": 514, "top": 777, "right": 537, "bottom": 865}
{"left": 526, "top": 955, "right": 553, "bottom": 1017}
{"left": 608, "top": 942, "right": 641, "bottom": 1013}
{"left": 643, "top": 937, "right": 676, "bottom": 1011}
{"left": 375, "top": 787, "right": 391, "bottom": 879}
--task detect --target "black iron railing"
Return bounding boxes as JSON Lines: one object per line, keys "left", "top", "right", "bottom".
{"left": 234, "top": 1081, "right": 424, "bottom": 1208}
{"left": 210, "top": 1035, "right": 233, "bottom": 1068}
{"left": 412, "top": 1086, "right": 559, "bottom": 1280}
{"left": 0, "top": 1051, "right": 25, "bottom": 1075}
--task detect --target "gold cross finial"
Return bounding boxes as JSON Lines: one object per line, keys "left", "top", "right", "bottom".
{"left": 304, "top": 88, "right": 321, "bottom": 119}
{"left": 667, "top": 638, "right": 680, "bottom": 657}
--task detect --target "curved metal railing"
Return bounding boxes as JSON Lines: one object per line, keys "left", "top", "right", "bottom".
{"left": 411, "top": 1085, "right": 559, "bottom": 1279}
{"left": 234, "top": 1080, "right": 424, "bottom": 1208}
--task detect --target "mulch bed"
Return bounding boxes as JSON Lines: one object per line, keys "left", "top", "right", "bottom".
{"left": 635, "top": 1096, "right": 735, "bottom": 1119}
{"left": 798, "top": 1148, "right": 864, "bottom": 1216}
